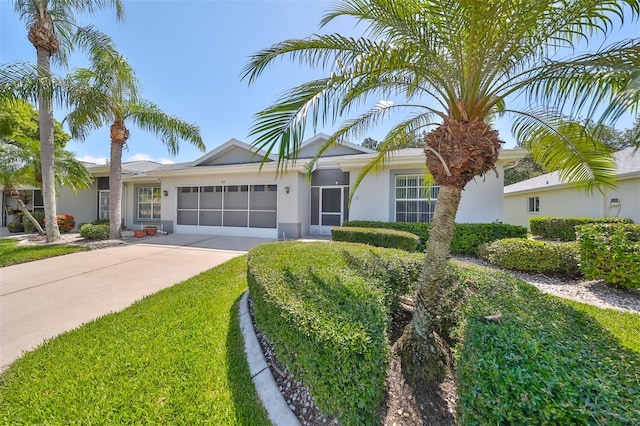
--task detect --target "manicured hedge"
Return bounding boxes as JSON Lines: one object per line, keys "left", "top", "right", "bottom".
{"left": 451, "top": 223, "right": 528, "bottom": 255}
{"left": 478, "top": 238, "right": 581, "bottom": 277}
{"left": 248, "top": 242, "right": 421, "bottom": 425}
{"left": 576, "top": 223, "right": 640, "bottom": 289}
{"left": 331, "top": 226, "right": 420, "bottom": 252}
{"left": 529, "top": 216, "right": 633, "bottom": 241}
{"left": 454, "top": 263, "right": 640, "bottom": 424}
{"left": 342, "top": 221, "right": 527, "bottom": 254}
{"left": 80, "top": 223, "right": 109, "bottom": 240}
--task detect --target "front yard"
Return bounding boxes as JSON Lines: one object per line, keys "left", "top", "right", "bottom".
{"left": 0, "top": 241, "right": 638, "bottom": 424}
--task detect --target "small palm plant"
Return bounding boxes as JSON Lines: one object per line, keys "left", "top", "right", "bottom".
{"left": 244, "top": 0, "right": 640, "bottom": 381}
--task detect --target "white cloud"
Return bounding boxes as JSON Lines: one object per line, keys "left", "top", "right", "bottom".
{"left": 76, "top": 155, "right": 107, "bottom": 165}
{"left": 376, "top": 100, "right": 394, "bottom": 110}
{"left": 126, "top": 153, "right": 175, "bottom": 164}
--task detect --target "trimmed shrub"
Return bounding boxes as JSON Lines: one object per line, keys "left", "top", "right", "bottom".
{"left": 342, "top": 220, "right": 526, "bottom": 254}
{"left": 23, "top": 211, "right": 45, "bottom": 233}
{"left": 248, "top": 242, "right": 421, "bottom": 425}
{"left": 478, "top": 238, "right": 581, "bottom": 277}
{"left": 576, "top": 223, "right": 640, "bottom": 289}
{"left": 451, "top": 223, "right": 528, "bottom": 255}
{"left": 79, "top": 223, "right": 109, "bottom": 240}
{"left": 454, "top": 264, "right": 640, "bottom": 424}
{"left": 530, "top": 216, "right": 633, "bottom": 241}
{"left": 331, "top": 226, "right": 420, "bottom": 252}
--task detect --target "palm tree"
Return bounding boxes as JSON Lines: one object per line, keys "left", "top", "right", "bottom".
{"left": 65, "top": 46, "right": 205, "bottom": 239}
{"left": 12, "top": 0, "right": 124, "bottom": 242}
{"left": 0, "top": 137, "right": 93, "bottom": 233}
{"left": 243, "top": 0, "right": 640, "bottom": 382}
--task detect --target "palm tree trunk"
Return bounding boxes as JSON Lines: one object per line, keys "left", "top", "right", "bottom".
{"left": 109, "top": 141, "right": 123, "bottom": 239}
{"left": 400, "top": 184, "right": 462, "bottom": 382}
{"left": 36, "top": 46, "right": 60, "bottom": 242}
{"left": 10, "top": 189, "right": 45, "bottom": 235}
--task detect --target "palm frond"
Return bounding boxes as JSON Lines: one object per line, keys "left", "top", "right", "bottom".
{"left": 127, "top": 101, "right": 205, "bottom": 156}
{"left": 511, "top": 110, "right": 617, "bottom": 193}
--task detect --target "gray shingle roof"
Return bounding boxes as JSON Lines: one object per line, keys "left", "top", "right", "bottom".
{"left": 504, "top": 146, "right": 640, "bottom": 194}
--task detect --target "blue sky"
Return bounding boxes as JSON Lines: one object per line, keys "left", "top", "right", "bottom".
{"left": 1, "top": 0, "right": 638, "bottom": 165}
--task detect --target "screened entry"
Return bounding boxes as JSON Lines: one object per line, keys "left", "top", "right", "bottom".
{"left": 176, "top": 184, "right": 277, "bottom": 237}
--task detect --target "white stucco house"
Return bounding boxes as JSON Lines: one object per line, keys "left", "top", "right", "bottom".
{"left": 504, "top": 146, "right": 640, "bottom": 229}
{"left": 3, "top": 134, "right": 526, "bottom": 238}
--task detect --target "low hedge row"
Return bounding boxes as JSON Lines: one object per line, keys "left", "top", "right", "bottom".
{"left": 342, "top": 221, "right": 527, "bottom": 254}
{"left": 454, "top": 263, "right": 640, "bottom": 424}
{"left": 247, "top": 242, "right": 421, "bottom": 425}
{"left": 577, "top": 223, "right": 640, "bottom": 289}
{"left": 529, "top": 216, "right": 633, "bottom": 241}
{"left": 478, "top": 238, "right": 581, "bottom": 277}
{"left": 331, "top": 226, "right": 420, "bottom": 252}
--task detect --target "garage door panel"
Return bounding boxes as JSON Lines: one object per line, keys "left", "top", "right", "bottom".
{"left": 177, "top": 210, "right": 198, "bottom": 225}
{"left": 200, "top": 211, "right": 222, "bottom": 226}
{"left": 200, "top": 186, "right": 222, "bottom": 209}
{"left": 249, "top": 211, "right": 277, "bottom": 228}
{"left": 223, "top": 211, "right": 248, "bottom": 227}
{"left": 176, "top": 185, "right": 277, "bottom": 237}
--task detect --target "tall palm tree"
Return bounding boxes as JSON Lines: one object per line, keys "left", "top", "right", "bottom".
{"left": 66, "top": 46, "right": 205, "bottom": 240}
{"left": 12, "top": 0, "right": 124, "bottom": 242}
{"left": 243, "top": 0, "right": 640, "bottom": 382}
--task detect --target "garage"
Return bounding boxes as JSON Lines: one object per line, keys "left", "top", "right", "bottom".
{"left": 175, "top": 184, "right": 278, "bottom": 238}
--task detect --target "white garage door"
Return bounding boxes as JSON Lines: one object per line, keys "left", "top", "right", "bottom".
{"left": 175, "top": 184, "right": 277, "bottom": 238}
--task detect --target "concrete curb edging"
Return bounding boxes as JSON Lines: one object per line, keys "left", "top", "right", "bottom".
{"left": 239, "top": 291, "right": 301, "bottom": 426}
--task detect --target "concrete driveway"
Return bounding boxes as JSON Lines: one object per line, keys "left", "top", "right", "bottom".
{"left": 0, "top": 234, "right": 273, "bottom": 372}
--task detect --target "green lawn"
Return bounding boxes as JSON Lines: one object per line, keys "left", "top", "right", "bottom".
{"left": 0, "top": 256, "right": 270, "bottom": 425}
{"left": 0, "top": 237, "right": 88, "bottom": 267}
{"left": 562, "top": 299, "right": 640, "bottom": 353}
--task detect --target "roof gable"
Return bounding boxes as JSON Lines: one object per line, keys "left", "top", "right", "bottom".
{"left": 191, "top": 138, "right": 274, "bottom": 166}
{"left": 296, "top": 133, "right": 376, "bottom": 158}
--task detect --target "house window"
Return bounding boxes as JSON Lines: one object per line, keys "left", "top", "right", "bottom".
{"left": 395, "top": 175, "right": 439, "bottom": 222}
{"left": 528, "top": 196, "right": 540, "bottom": 213}
{"left": 137, "top": 187, "right": 161, "bottom": 219}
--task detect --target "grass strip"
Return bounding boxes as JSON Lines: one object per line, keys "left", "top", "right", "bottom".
{"left": 0, "top": 256, "right": 270, "bottom": 425}
{"left": 0, "top": 238, "right": 88, "bottom": 267}
{"left": 561, "top": 299, "right": 640, "bottom": 353}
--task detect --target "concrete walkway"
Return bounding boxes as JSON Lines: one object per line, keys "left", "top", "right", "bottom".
{"left": 0, "top": 234, "right": 272, "bottom": 371}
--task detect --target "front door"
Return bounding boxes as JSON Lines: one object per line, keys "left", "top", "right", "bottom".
{"left": 311, "top": 186, "right": 348, "bottom": 235}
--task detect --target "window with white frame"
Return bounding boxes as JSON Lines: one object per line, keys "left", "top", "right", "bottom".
{"left": 395, "top": 175, "right": 439, "bottom": 222}
{"left": 137, "top": 187, "right": 161, "bottom": 219}
{"left": 528, "top": 196, "right": 540, "bottom": 213}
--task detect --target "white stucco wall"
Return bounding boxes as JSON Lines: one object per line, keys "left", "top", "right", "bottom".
{"left": 57, "top": 183, "right": 98, "bottom": 228}
{"left": 505, "top": 188, "right": 604, "bottom": 229}
{"left": 347, "top": 164, "right": 506, "bottom": 223}
{"left": 605, "top": 178, "right": 640, "bottom": 224}
{"left": 457, "top": 165, "right": 505, "bottom": 223}
{"left": 348, "top": 169, "right": 392, "bottom": 222}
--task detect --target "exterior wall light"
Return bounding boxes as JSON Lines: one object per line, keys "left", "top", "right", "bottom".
{"left": 163, "top": 190, "right": 169, "bottom": 197}
{"left": 284, "top": 186, "right": 290, "bottom": 194}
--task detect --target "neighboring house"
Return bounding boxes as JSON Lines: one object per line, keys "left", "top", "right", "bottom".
{"left": 3, "top": 134, "right": 526, "bottom": 238}
{"left": 504, "top": 146, "right": 640, "bottom": 229}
